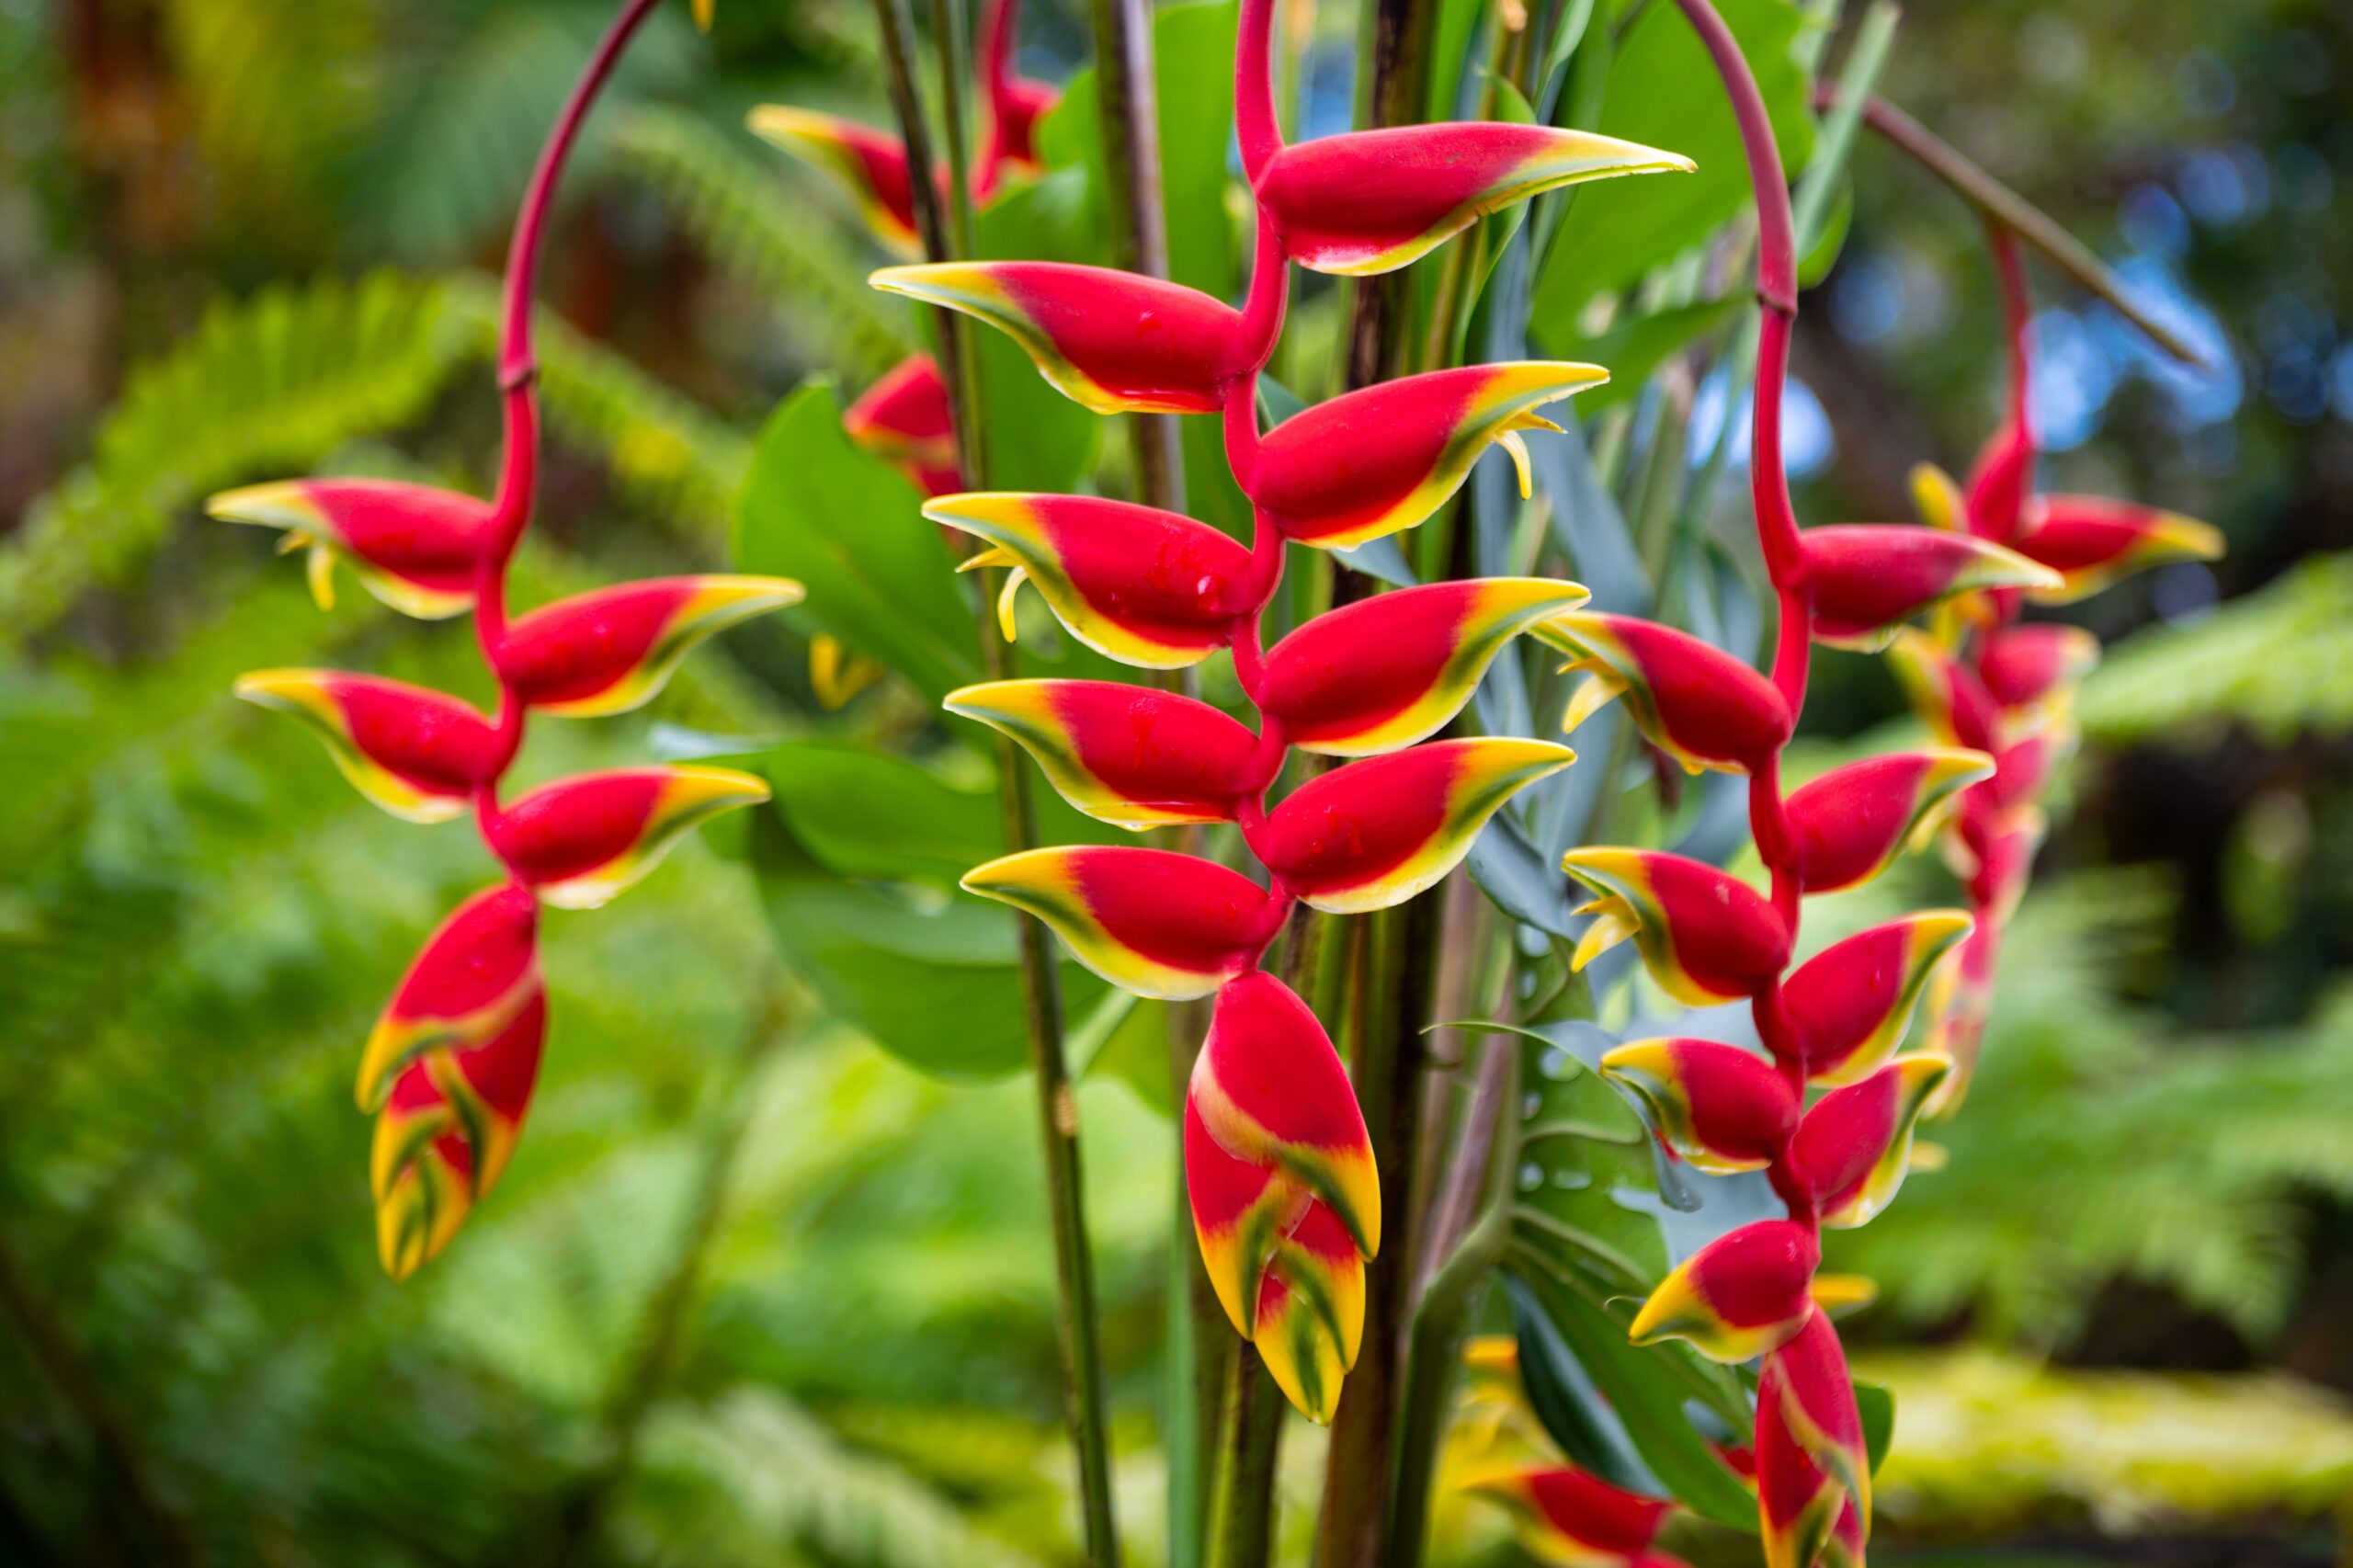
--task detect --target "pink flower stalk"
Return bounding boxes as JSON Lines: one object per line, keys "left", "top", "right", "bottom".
{"left": 215, "top": 0, "right": 797, "bottom": 1278}
{"left": 910, "top": 0, "right": 1690, "bottom": 1422}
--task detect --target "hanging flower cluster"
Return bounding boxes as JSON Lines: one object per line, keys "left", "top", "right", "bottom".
{"left": 863, "top": 0, "right": 1690, "bottom": 1421}
{"left": 211, "top": 0, "right": 797, "bottom": 1280}
{"left": 1886, "top": 225, "right": 2223, "bottom": 1116}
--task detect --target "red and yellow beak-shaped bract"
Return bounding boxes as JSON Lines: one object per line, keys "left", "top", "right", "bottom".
{"left": 1965, "top": 804, "right": 2046, "bottom": 927}
{"left": 1185, "top": 972, "right": 1377, "bottom": 1422}
{"left": 1255, "top": 122, "right": 1694, "bottom": 277}
{"left": 1599, "top": 1039, "right": 1800, "bottom": 1175}
{"left": 1756, "top": 1312, "right": 1869, "bottom": 1568}
{"left": 961, "top": 846, "right": 1280, "bottom": 999}
{"left": 1800, "top": 525, "right": 2059, "bottom": 650}
{"left": 872, "top": 262, "right": 1246, "bottom": 415}
{"left": 496, "top": 575, "right": 804, "bottom": 717}
{"left": 944, "top": 679, "right": 1263, "bottom": 828}
{"left": 1962, "top": 421, "right": 2035, "bottom": 541}
{"left": 1886, "top": 629, "right": 1999, "bottom": 754}
{"left": 1561, "top": 849, "right": 1790, "bottom": 1006}
{"left": 1782, "top": 749, "right": 1994, "bottom": 894}
{"left": 1976, "top": 622, "right": 2098, "bottom": 710}
{"left": 234, "top": 669, "right": 504, "bottom": 824}
{"left": 1538, "top": 613, "right": 1792, "bottom": 775}
{"left": 1253, "top": 363, "right": 1608, "bottom": 550}
{"left": 926, "top": 494, "right": 1252, "bottom": 668}
{"left": 748, "top": 106, "right": 924, "bottom": 255}
{"left": 1628, "top": 1220, "right": 1820, "bottom": 1363}
{"left": 490, "top": 766, "right": 770, "bottom": 910}
{"left": 371, "top": 989, "right": 545, "bottom": 1281}
{"left": 1257, "top": 578, "right": 1591, "bottom": 756}
{"left": 1789, "top": 1055, "right": 1950, "bottom": 1228}
{"left": 844, "top": 354, "right": 961, "bottom": 494}
{"left": 1779, "top": 912, "right": 1972, "bottom": 1085}
{"left": 209, "top": 479, "right": 493, "bottom": 619}
{"left": 358, "top": 884, "right": 541, "bottom": 1116}
{"left": 1257, "top": 738, "right": 1574, "bottom": 914}
{"left": 2017, "top": 496, "right": 2223, "bottom": 604}
{"left": 1463, "top": 1464, "right": 1677, "bottom": 1567}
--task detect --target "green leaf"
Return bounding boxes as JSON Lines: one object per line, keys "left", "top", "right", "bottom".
{"left": 761, "top": 741, "right": 1001, "bottom": 886}
{"left": 1506, "top": 1273, "right": 1659, "bottom": 1493}
{"left": 1856, "top": 1379, "right": 1895, "bottom": 1476}
{"left": 733, "top": 381, "right": 980, "bottom": 703}
{"left": 1798, "top": 177, "right": 1853, "bottom": 287}
{"left": 1539, "top": 294, "right": 1745, "bottom": 413}
{"left": 1534, "top": 0, "right": 1815, "bottom": 326}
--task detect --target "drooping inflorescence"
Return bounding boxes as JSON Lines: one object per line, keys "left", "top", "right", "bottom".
{"left": 211, "top": 0, "right": 798, "bottom": 1280}
{"left": 870, "top": 0, "right": 1692, "bottom": 1421}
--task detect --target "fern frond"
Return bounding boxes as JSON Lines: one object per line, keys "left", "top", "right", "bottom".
{"left": 608, "top": 105, "right": 913, "bottom": 381}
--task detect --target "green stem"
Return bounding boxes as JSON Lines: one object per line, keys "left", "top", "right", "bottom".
{"left": 1206, "top": 1344, "right": 1287, "bottom": 1568}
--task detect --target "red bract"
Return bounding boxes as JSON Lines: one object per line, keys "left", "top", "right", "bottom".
{"left": 1257, "top": 578, "right": 1590, "bottom": 756}
{"left": 2015, "top": 494, "right": 2224, "bottom": 603}
{"left": 961, "top": 846, "right": 1283, "bottom": 999}
{"left": 1628, "top": 1220, "right": 1820, "bottom": 1362}
{"left": 1465, "top": 1464, "right": 1680, "bottom": 1566}
{"left": 1962, "top": 419, "right": 2036, "bottom": 542}
{"left": 210, "top": 479, "right": 494, "bottom": 619}
{"left": 235, "top": 670, "right": 505, "bottom": 824}
{"left": 843, "top": 354, "right": 962, "bottom": 494}
{"left": 372, "top": 991, "right": 546, "bottom": 1282}
{"left": 749, "top": 106, "right": 928, "bottom": 254}
{"left": 873, "top": 263, "right": 1248, "bottom": 415}
{"left": 1600, "top": 1039, "right": 1801, "bottom": 1174}
{"left": 358, "top": 885, "right": 542, "bottom": 1116}
{"left": 1561, "top": 849, "right": 1791, "bottom": 1005}
{"left": 1801, "top": 524, "right": 2057, "bottom": 649}
{"left": 1779, "top": 914, "right": 1973, "bottom": 1085}
{"left": 945, "top": 679, "right": 1265, "bottom": 828}
{"left": 1756, "top": 1313, "right": 1868, "bottom": 1568}
{"left": 926, "top": 493, "right": 1256, "bottom": 666}
{"left": 489, "top": 766, "right": 771, "bottom": 909}
{"left": 1782, "top": 750, "right": 1993, "bottom": 893}
{"left": 1975, "top": 622, "right": 2098, "bottom": 710}
{"left": 1785, "top": 1056, "right": 1950, "bottom": 1227}
{"left": 1256, "top": 122, "right": 1693, "bottom": 276}
{"left": 496, "top": 576, "right": 805, "bottom": 717}
{"left": 1251, "top": 362, "right": 1608, "bottom": 549}
{"left": 1540, "top": 612, "right": 1793, "bottom": 774}
{"left": 1256, "top": 738, "right": 1574, "bottom": 913}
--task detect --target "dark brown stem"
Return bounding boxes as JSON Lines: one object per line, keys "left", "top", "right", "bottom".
{"left": 1088, "top": 0, "right": 1188, "bottom": 514}
{"left": 1340, "top": 0, "right": 1438, "bottom": 390}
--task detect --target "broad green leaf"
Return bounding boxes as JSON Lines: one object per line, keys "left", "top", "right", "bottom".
{"left": 762, "top": 740, "right": 1002, "bottom": 886}
{"left": 1534, "top": 0, "right": 1815, "bottom": 326}
{"left": 1506, "top": 1273, "right": 1660, "bottom": 1493}
{"left": 1539, "top": 294, "right": 1745, "bottom": 412}
{"left": 733, "top": 382, "right": 978, "bottom": 702}
{"left": 1857, "top": 1379, "right": 1895, "bottom": 1476}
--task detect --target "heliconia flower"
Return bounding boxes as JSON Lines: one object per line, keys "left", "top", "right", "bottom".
{"left": 1800, "top": 525, "right": 2059, "bottom": 650}
{"left": 1252, "top": 363, "right": 1608, "bottom": 550}
{"left": 488, "top": 766, "right": 770, "bottom": 909}
{"left": 749, "top": 106, "right": 925, "bottom": 254}
{"left": 1257, "top": 738, "right": 1575, "bottom": 914}
{"left": 1537, "top": 613, "right": 1791, "bottom": 775}
{"left": 960, "top": 846, "right": 1280, "bottom": 998}
{"left": 1254, "top": 123, "right": 1694, "bottom": 277}
{"left": 495, "top": 575, "right": 805, "bottom": 718}
{"left": 1963, "top": 418, "right": 2036, "bottom": 542}
{"left": 926, "top": 493, "right": 1254, "bottom": 667}
{"left": 871, "top": 263, "right": 1247, "bottom": 415}
{"left": 1561, "top": 849, "right": 1791, "bottom": 1006}
{"left": 1975, "top": 622, "right": 2099, "bottom": 711}
{"left": 1786, "top": 1055, "right": 1951, "bottom": 1228}
{"left": 943, "top": 679, "right": 1263, "bottom": 828}
{"left": 1988, "top": 725, "right": 2072, "bottom": 812}
{"left": 370, "top": 990, "right": 544, "bottom": 1281}
{"left": 209, "top": 479, "right": 493, "bottom": 619}
{"left": 1779, "top": 913, "right": 1972, "bottom": 1085}
{"left": 1885, "top": 629, "right": 1999, "bottom": 755}
{"left": 1628, "top": 1219, "right": 1820, "bottom": 1363}
{"left": 234, "top": 669, "right": 504, "bottom": 824}
{"left": 2015, "top": 495, "right": 2224, "bottom": 604}
{"left": 1781, "top": 749, "right": 1994, "bottom": 894}
{"left": 843, "top": 354, "right": 961, "bottom": 494}
{"left": 1598, "top": 1038, "right": 1800, "bottom": 1174}
{"left": 1256, "top": 578, "right": 1591, "bottom": 756}
{"left": 357, "top": 884, "right": 540, "bottom": 1115}
{"left": 1756, "top": 1315, "right": 1868, "bottom": 1568}
{"left": 978, "top": 0, "right": 1055, "bottom": 184}
{"left": 1186, "top": 972, "right": 1376, "bottom": 1422}
{"left": 1966, "top": 805, "right": 2046, "bottom": 927}
{"left": 1462, "top": 1464, "right": 1677, "bottom": 1567}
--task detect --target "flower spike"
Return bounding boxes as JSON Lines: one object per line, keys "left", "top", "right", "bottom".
{"left": 1256, "top": 123, "right": 1695, "bottom": 277}
{"left": 234, "top": 670, "right": 505, "bottom": 824}
{"left": 1788, "top": 1055, "right": 1951, "bottom": 1228}
{"left": 1252, "top": 363, "right": 1608, "bottom": 550}
{"left": 926, "top": 494, "right": 1253, "bottom": 667}
{"left": 1766, "top": 1312, "right": 1871, "bottom": 1536}
{"left": 961, "top": 846, "right": 1281, "bottom": 999}
{"left": 1779, "top": 914, "right": 1973, "bottom": 1085}
{"left": 1258, "top": 739, "right": 1574, "bottom": 914}
{"left": 1258, "top": 579, "right": 1591, "bottom": 756}
{"left": 944, "top": 680, "right": 1263, "bottom": 828}
{"left": 495, "top": 576, "right": 804, "bottom": 717}
{"left": 2015, "top": 495, "right": 2224, "bottom": 603}
{"left": 1782, "top": 749, "right": 1994, "bottom": 894}
{"left": 1600, "top": 1039, "right": 1800, "bottom": 1174}
{"left": 210, "top": 479, "right": 494, "bottom": 619}
{"left": 358, "top": 885, "right": 541, "bottom": 1116}
{"left": 1800, "top": 525, "right": 2060, "bottom": 650}
{"left": 490, "top": 767, "right": 770, "bottom": 909}
{"left": 371, "top": 991, "right": 545, "bottom": 1281}
{"left": 872, "top": 263, "right": 1247, "bottom": 415}
{"left": 1628, "top": 1220, "right": 1820, "bottom": 1362}
{"left": 1561, "top": 849, "right": 1790, "bottom": 1005}
{"left": 1537, "top": 613, "right": 1792, "bottom": 774}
